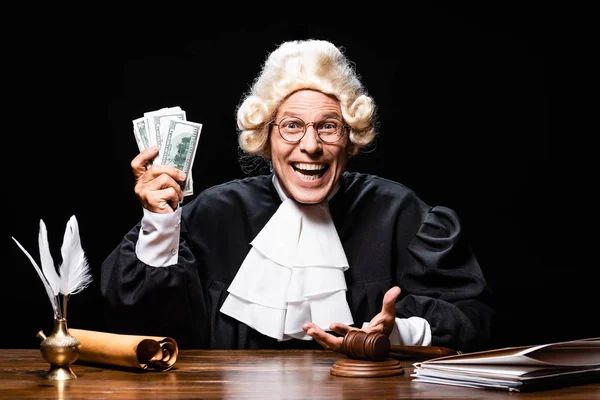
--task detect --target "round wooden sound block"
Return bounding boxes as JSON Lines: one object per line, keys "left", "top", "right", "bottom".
{"left": 330, "top": 358, "right": 405, "bottom": 378}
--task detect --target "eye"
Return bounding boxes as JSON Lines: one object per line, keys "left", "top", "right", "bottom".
{"left": 280, "top": 117, "right": 305, "bottom": 133}
{"left": 318, "top": 119, "right": 341, "bottom": 133}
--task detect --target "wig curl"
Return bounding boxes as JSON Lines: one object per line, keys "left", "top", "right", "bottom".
{"left": 236, "top": 39, "right": 378, "bottom": 159}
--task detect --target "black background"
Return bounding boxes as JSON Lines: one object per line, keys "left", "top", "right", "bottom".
{"left": 5, "top": 3, "right": 587, "bottom": 350}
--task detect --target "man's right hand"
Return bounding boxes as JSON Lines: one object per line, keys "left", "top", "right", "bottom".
{"left": 131, "top": 145, "right": 186, "bottom": 213}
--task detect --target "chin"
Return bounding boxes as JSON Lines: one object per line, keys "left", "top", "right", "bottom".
{"left": 289, "top": 187, "right": 330, "bottom": 204}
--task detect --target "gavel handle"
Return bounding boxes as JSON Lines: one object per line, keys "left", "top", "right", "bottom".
{"left": 340, "top": 330, "right": 460, "bottom": 361}
{"left": 388, "top": 345, "right": 460, "bottom": 360}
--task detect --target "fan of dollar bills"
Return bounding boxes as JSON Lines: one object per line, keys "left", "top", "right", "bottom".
{"left": 132, "top": 106, "right": 203, "bottom": 197}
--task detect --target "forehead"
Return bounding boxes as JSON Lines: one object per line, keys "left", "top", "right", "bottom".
{"left": 277, "top": 90, "right": 341, "bottom": 116}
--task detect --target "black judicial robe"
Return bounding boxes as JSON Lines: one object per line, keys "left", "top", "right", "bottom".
{"left": 101, "top": 172, "right": 494, "bottom": 351}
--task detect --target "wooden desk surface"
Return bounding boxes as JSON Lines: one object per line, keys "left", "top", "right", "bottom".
{"left": 1, "top": 349, "right": 599, "bottom": 399}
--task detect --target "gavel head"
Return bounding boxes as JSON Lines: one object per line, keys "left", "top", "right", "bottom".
{"left": 341, "top": 330, "right": 391, "bottom": 362}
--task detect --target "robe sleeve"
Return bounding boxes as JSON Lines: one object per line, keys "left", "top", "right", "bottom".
{"left": 100, "top": 216, "right": 208, "bottom": 349}
{"left": 396, "top": 205, "right": 495, "bottom": 352}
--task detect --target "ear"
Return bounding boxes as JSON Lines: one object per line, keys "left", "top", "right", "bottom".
{"left": 346, "top": 141, "right": 358, "bottom": 157}
{"left": 262, "top": 133, "right": 273, "bottom": 160}
{"left": 263, "top": 145, "right": 272, "bottom": 160}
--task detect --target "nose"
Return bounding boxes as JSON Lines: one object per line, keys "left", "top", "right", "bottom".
{"left": 299, "top": 124, "right": 323, "bottom": 154}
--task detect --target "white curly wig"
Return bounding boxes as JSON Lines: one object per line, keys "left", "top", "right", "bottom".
{"left": 235, "top": 39, "right": 377, "bottom": 158}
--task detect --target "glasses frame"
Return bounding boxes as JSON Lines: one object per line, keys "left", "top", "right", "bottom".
{"left": 270, "top": 116, "right": 349, "bottom": 144}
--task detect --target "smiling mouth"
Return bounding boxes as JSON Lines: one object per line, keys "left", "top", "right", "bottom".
{"left": 292, "top": 162, "right": 329, "bottom": 180}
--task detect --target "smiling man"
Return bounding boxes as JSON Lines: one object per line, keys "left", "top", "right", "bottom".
{"left": 101, "top": 39, "right": 495, "bottom": 354}
{"left": 266, "top": 90, "right": 348, "bottom": 204}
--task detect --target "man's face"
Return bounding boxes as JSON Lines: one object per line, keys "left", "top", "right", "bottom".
{"left": 267, "top": 89, "right": 349, "bottom": 204}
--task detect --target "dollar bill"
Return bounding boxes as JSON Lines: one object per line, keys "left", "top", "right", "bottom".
{"left": 132, "top": 106, "right": 201, "bottom": 197}
{"left": 158, "top": 119, "right": 202, "bottom": 178}
{"left": 132, "top": 117, "right": 149, "bottom": 151}
{"left": 145, "top": 107, "right": 186, "bottom": 150}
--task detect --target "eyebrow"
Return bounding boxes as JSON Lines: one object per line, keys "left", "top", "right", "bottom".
{"left": 278, "top": 111, "right": 343, "bottom": 119}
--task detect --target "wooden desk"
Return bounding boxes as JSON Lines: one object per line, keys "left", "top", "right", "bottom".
{"left": 1, "top": 349, "right": 599, "bottom": 399}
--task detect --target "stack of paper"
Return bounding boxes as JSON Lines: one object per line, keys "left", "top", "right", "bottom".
{"left": 412, "top": 338, "right": 600, "bottom": 392}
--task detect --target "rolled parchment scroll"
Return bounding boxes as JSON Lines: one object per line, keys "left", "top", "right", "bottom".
{"left": 69, "top": 329, "right": 178, "bottom": 371}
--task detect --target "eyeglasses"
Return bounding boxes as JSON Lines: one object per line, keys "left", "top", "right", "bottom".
{"left": 271, "top": 116, "right": 348, "bottom": 144}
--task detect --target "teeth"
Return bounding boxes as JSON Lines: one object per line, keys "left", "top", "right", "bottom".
{"left": 293, "top": 163, "right": 326, "bottom": 171}
{"left": 294, "top": 170, "right": 321, "bottom": 180}
{"left": 292, "top": 163, "right": 327, "bottom": 181}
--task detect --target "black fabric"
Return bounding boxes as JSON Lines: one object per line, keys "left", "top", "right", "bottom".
{"left": 100, "top": 172, "right": 494, "bottom": 351}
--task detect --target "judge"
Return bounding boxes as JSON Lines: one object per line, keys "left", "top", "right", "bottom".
{"left": 100, "top": 39, "right": 494, "bottom": 353}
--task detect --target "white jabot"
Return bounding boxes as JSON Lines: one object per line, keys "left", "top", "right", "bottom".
{"left": 220, "top": 175, "right": 354, "bottom": 341}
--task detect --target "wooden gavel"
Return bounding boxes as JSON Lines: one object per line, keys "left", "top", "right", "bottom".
{"left": 340, "top": 330, "right": 460, "bottom": 361}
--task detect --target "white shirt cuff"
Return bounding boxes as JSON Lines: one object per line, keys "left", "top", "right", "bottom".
{"left": 362, "top": 316, "right": 432, "bottom": 346}
{"left": 135, "top": 207, "right": 181, "bottom": 267}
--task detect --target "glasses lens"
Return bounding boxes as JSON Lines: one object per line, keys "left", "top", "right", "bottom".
{"left": 279, "top": 117, "right": 305, "bottom": 142}
{"left": 317, "top": 118, "right": 343, "bottom": 143}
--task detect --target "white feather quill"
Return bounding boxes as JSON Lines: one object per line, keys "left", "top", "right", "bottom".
{"left": 38, "top": 219, "right": 61, "bottom": 302}
{"left": 11, "top": 233, "right": 61, "bottom": 319}
{"left": 59, "top": 215, "right": 93, "bottom": 318}
{"left": 12, "top": 215, "right": 93, "bottom": 321}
